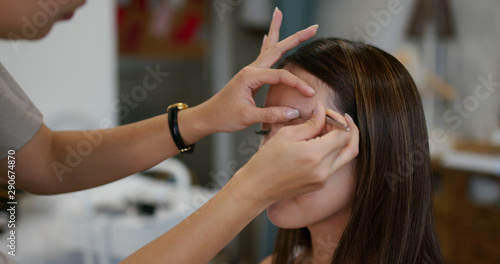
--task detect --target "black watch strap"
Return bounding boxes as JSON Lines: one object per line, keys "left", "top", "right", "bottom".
{"left": 167, "top": 103, "right": 194, "bottom": 154}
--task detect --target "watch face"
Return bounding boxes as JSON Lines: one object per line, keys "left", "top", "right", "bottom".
{"left": 168, "top": 103, "right": 189, "bottom": 110}
{"left": 178, "top": 103, "right": 189, "bottom": 110}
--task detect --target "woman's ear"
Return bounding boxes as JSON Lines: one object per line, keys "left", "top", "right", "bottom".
{"left": 325, "top": 109, "right": 349, "bottom": 133}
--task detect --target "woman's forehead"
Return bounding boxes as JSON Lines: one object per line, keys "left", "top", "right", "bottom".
{"left": 264, "top": 65, "right": 333, "bottom": 119}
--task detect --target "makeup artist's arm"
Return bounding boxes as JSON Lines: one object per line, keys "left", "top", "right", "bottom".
{"left": 0, "top": 9, "right": 317, "bottom": 195}
{"left": 7, "top": 67, "right": 312, "bottom": 195}
{"left": 123, "top": 11, "right": 360, "bottom": 264}
{"left": 121, "top": 101, "right": 359, "bottom": 264}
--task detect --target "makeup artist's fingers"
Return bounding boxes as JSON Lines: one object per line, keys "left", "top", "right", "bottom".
{"left": 326, "top": 109, "right": 347, "bottom": 125}
{"left": 260, "top": 7, "right": 281, "bottom": 54}
{"left": 321, "top": 114, "right": 359, "bottom": 174}
{"left": 244, "top": 68, "right": 315, "bottom": 96}
{"left": 313, "top": 129, "right": 351, "bottom": 158}
{"left": 281, "top": 102, "right": 326, "bottom": 141}
{"left": 325, "top": 109, "right": 348, "bottom": 131}
{"left": 331, "top": 114, "right": 360, "bottom": 169}
{"left": 252, "top": 106, "right": 300, "bottom": 124}
{"left": 197, "top": 66, "right": 315, "bottom": 133}
{"left": 275, "top": 25, "right": 318, "bottom": 55}
{"left": 300, "top": 111, "right": 354, "bottom": 174}
{"left": 251, "top": 25, "right": 318, "bottom": 69}
{"left": 265, "top": 7, "right": 282, "bottom": 49}
{"left": 260, "top": 34, "right": 268, "bottom": 54}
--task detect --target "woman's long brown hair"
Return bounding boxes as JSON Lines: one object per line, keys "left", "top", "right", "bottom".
{"left": 272, "top": 38, "right": 444, "bottom": 264}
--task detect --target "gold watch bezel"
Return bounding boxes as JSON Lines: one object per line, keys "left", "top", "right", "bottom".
{"left": 167, "top": 102, "right": 189, "bottom": 111}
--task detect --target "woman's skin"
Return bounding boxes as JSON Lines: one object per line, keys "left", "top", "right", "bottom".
{"left": 0, "top": 2, "right": 360, "bottom": 263}
{"left": 260, "top": 65, "right": 359, "bottom": 264}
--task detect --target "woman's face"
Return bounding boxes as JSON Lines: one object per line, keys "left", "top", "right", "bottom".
{"left": 261, "top": 64, "right": 356, "bottom": 229}
{"left": 0, "top": 0, "right": 86, "bottom": 39}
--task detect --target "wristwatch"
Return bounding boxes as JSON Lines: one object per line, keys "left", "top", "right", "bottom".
{"left": 167, "top": 103, "right": 194, "bottom": 154}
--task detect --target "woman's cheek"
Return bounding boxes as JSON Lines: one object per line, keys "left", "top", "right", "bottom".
{"left": 267, "top": 166, "right": 356, "bottom": 228}
{"left": 266, "top": 191, "right": 337, "bottom": 229}
{"left": 267, "top": 200, "right": 310, "bottom": 229}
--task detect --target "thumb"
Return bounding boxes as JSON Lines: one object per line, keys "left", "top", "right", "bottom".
{"left": 252, "top": 106, "right": 301, "bottom": 124}
{"left": 287, "top": 102, "right": 326, "bottom": 141}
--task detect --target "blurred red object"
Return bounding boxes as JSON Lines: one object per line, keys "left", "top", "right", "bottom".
{"left": 117, "top": 0, "right": 206, "bottom": 57}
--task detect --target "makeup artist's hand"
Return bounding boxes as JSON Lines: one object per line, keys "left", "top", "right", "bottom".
{"left": 193, "top": 8, "right": 318, "bottom": 134}
{"left": 234, "top": 102, "right": 359, "bottom": 205}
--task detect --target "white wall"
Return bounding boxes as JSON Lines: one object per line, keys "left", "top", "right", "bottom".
{"left": 317, "top": 0, "right": 416, "bottom": 56}
{"left": 0, "top": 0, "right": 117, "bottom": 131}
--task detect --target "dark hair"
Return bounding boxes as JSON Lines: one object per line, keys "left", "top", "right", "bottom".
{"left": 272, "top": 38, "right": 444, "bottom": 264}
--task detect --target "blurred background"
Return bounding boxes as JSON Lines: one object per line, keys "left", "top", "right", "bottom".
{"left": 0, "top": 0, "right": 499, "bottom": 263}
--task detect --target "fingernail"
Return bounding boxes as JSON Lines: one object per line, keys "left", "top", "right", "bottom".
{"left": 307, "top": 85, "right": 315, "bottom": 95}
{"left": 273, "top": 7, "right": 279, "bottom": 18}
{"left": 309, "top": 24, "right": 319, "bottom": 29}
{"left": 285, "top": 109, "right": 300, "bottom": 120}
{"left": 345, "top": 113, "right": 354, "bottom": 122}
{"left": 262, "top": 34, "right": 267, "bottom": 45}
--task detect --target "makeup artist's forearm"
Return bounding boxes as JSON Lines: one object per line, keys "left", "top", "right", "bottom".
{"left": 46, "top": 108, "right": 209, "bottom": 193}
{"left": 46, "top": 115, "right": 175, "bottom": 192}
{"left": 121, "top": 173, "right": 268, "bottom": 264}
